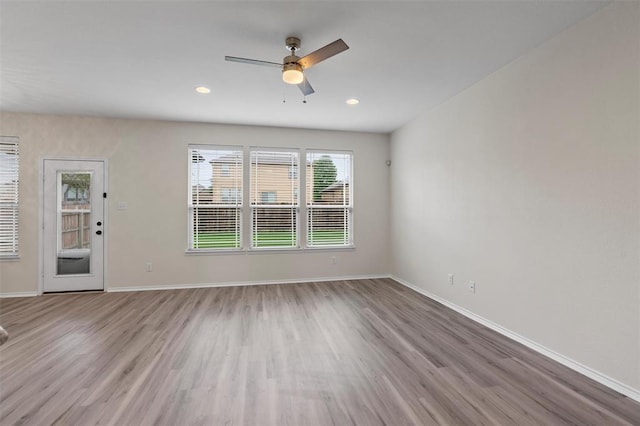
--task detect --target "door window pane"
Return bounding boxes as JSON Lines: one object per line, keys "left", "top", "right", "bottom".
{"left": 57, "top": 172, "right": 91, "bottom": 275}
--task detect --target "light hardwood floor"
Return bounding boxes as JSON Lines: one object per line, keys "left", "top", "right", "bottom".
{"left": 1, "top": 278, "right": 639, "bottom": 425}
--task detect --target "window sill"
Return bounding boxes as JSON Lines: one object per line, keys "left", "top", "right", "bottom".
{"left": 304, "top": 245, "right": 356, "bottom": 251}
{"left": 185, "top": 246, "right": 355, "bottom": 256}
{"left": 0, "top": 255, "right": 20, "bottom": 261}
{"left": 185, "top": 249, "right": 245, "bottom": 256}
{"left": 247, "top": 247, "right": 303, "bottom": 254}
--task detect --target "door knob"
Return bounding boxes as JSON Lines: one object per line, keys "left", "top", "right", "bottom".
{"left": 96, "top": 230, "right": 102, "bottom": 235}
{"left": 96, "top": 221, "right": 102, "bottom": 226}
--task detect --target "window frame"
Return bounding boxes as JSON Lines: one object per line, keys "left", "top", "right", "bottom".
{"left": 0, "top": 136, "right": 19, "bottom": 259}
{"left": 305, "top": 150, "right": 354, "bottom": 249}
{"left": 220, "top": 188, "right": 241, "bottom": 204}
{"left": 186, "top": 145, "right": 355, "bottom": 255}
{"left": 249, "top": 148, "right": 300, "bottom": 250}
{"left": 187, "top": 145, "right": 243, "bottom": 252}
{"left": 260, "top": 191, "right": 277, "bottom": 204}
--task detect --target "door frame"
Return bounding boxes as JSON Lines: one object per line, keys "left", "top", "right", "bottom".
{"left": 39, "top": 157, "right": 109, "bottom": 295}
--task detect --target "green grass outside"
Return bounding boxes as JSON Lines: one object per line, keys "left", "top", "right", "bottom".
{"left": 194, "top": 230, "right": 346, "bottom": 248}
{"left": 253, "top": 231, "right": 298, "bottom": 247}
{"left": 194, "top": 232, "right": 241, "bottom": 248}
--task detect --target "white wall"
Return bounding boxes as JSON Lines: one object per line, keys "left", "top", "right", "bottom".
{"left": 0, "top": 113, "right": 390, "bottom": 294}
{"left": 391, "top": 2, "right": 639, "bottom": 391}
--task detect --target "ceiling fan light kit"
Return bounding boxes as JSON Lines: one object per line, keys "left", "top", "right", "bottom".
{"left": 225, "top": 35, "right": 349, "bottom": 97}
{"left": 282, "top": 62, "right": 304, "bottom": 85}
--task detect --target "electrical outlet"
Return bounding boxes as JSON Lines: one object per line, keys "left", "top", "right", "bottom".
{"left": 448, "top": 274, "right": 454, "bottom": 285}
{"left": 145, "top": 262, "right": 152, "bottom": 272}
{"left": 331, "top": 256, "right": 337, "bottom": 265}
{"left": 469, "top": 281, "right": 476, "bottom": 293}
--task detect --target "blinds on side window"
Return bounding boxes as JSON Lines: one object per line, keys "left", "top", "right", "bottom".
{"left": 0, "top": 137, "right": 19, "bottom": 256}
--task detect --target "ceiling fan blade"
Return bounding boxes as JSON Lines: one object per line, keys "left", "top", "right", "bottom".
{"left": 297, "top": 76, "right": 315, "bottom": 96}
{"left": 298, "top": 39, "right": 349, "bottom": 69}
{"left": 224, "top": 56, "right": 282, "bottom": 68}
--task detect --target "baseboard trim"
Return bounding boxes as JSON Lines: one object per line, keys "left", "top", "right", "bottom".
{"left": 0, "top": 291, "right": 38, "bottom": 298}
{"left": 107, "top": 274, "right": 390, "bottom": 293}
{"left": 389, "top": 275, "right": 640, "bottom": 403}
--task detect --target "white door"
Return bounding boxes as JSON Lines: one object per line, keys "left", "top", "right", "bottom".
{"left": 43, "top": 160, "right": 105, "bottom": 292}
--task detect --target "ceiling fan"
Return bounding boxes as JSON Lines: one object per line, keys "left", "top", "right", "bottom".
{"left": 225, "top": 37, "right": 349, "bottom": 96}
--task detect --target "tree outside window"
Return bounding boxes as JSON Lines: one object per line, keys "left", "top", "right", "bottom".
{"left": 312, "top": 155, "right": 337, "bottom": 201}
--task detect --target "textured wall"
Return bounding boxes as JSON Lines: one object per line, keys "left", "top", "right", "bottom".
{"left": 0, "top": 114, "right": 390, "bottom": 293}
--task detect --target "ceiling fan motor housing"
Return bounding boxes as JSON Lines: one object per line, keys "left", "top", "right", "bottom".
{"left": 283, "top": 53, "right": 301, "bottom": 66}
{"left": 283, "top": 61, "right": 302, "bottom": 73}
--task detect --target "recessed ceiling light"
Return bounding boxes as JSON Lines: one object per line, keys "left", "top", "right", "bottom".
{"left": 195, "top": 86, "right": 211, "bottom": 94}
{"left": 346, "top": 98, "right": 359, "bottom": 105}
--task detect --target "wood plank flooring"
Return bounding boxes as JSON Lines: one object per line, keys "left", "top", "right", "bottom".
{"left": 1, "top": 278, "right": 639, "bottom": 425}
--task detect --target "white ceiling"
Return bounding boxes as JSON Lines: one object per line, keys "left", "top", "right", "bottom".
{"left": 1, "top": 1, "right": 607, "bottom": 133}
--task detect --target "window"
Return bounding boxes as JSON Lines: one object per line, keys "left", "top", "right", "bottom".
{"left": 260, "top": 192, "right": 276, "bottom": 203}
{"left": 63, "top": 179, "right": 89, "bottom": 203}
{"left": 0, "top": 136, "right": 19, "bottom": 256}
{"left": 189, "top": 146, "right": 242, "bottom": 250}
{"left": 65, "top": 187, "right": 78, "bottom": 201}
{"left": 188, "top": 146, "right": 354, "bottom": 252}
{"left": 221, "top": 188, "right": 241, "bottom": 203}
{"left": 251, "top": 150, "right": 299, "bottom": 248}
{"left": 306, "top": 151, "right": 352, "bottom": 247}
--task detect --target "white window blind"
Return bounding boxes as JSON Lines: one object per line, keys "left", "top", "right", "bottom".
{"left": 0, "top": 137, "right": 19, "bottom": 256}
{"left": 189, "top": 147, "right": 242, "bottom": 250}
{"left": 306, "top": 151, "right": 352, "bottom": 247}
{"left": 250, "top": 150, "right": 299, "bottom": 248}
